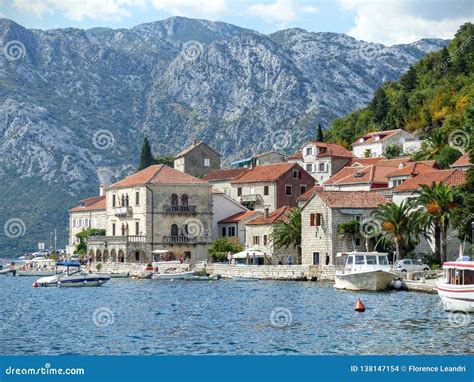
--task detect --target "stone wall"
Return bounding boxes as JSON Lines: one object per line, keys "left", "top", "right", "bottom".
{"left": 206, "top": 264, "right": 317, "bottom": 280}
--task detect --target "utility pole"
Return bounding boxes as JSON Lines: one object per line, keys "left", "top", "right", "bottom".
{"left": 54, "top": 228, "right": 57, "bottom": 252}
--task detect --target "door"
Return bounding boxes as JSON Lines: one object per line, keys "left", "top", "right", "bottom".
{"left": 312, "top": 252, "right": 320, "bottom": 265}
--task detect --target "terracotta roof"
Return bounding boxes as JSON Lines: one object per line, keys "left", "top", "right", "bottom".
{"left": 231, "top": 163, "right": 300, "bottom": 184}
{"left": 297, "top": 185, "right": 324, "bottom": 202}
{"left": 287, "top": 152, "right": 303, "bottom": 160}
{"left": 174, "top": 140, "right": 220, "bottom": 159}
{"left": 218, "top": 210, "right": 260, "bottom": 224}
{"left": 352, "top": 129, "right": 404, "bottom": 145}
{"left": 314, "top": 190, "right": 388, "bottom": 209}
{"left": 451, "top": 153, "right": 473, "bottom": 168}
{"left": 349, "top": 157, "right": 385, "bottom": 167}
{"left": 203, "top": 168, "right": 249, "bottom": 182}
{"left": 386, "top": 162, "right": 437, "bottom": 178}
{"left": 69, "top": 195, "right": 106, "bottom": 212}
{"left": 393, "top": 169, "right": 466, "bottom": 192}
{"left": 109, "top": 165, "right": 209, "bottom": 189}
{"left": 246, "top": 206, "right": 296, "bottom": 225}
{"left": 305, "top": 141, "right": 353, "bottom": 158}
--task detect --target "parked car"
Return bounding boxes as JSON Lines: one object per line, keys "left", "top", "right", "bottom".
{"left": 394, "top": 259, "right": 430, "bottom": 273}
{"left": 32, "top": 250, "right": 50, "bottom": 257}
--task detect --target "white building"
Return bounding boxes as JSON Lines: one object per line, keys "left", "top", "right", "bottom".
{"left": 352, "top": 129, "right": 418, "bottom": 158}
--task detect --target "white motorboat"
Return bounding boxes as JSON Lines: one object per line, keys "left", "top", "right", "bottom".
{"left": 334, "top": 252, "right": 398, "bottom": 291}
{"left": 35, "top": 262, "right": 110, "bottom": 287}
{"left": 436, "top": 260, "right": 474, "bottom": 312}
{"left": 152, "top": 270, "right": 195, "bottom": 280}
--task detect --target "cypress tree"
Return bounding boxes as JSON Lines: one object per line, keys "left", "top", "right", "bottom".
{"left": 137, "top": 137, "right": 155, "bottom": 171}
{"left": 316, "top": 122, "right": 324, "bottom": 142}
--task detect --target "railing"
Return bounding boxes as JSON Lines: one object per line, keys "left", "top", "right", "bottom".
{"left": 240, "top": 194, "right": 258, "bottom": 202}
{"left": 114, "top": 206, "right": 133, "bottom": 217}
{"left": 163, "top": 205, "right": 197, "bottom": 214}
{"left": 163, "top": 235, "right": 200, "bottom": 244}
{"left": 87, "top": 235, "right": 146, "bottom": 245}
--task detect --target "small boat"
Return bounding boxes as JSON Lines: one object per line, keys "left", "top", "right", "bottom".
{"left": 334, "top": 252, "right": 397, "bottom": 291}
{"left": 152, "top": 270, "right": 195, "bottom": 280}
{"left": 186, "top": 274, "right": 221, "bottom": 281}
{"left": 17, "top": 258, "right": 57, "bottom": 277}
{"left": 232, "top": 276, "right": 259, "bottom": 282}
{"left": 437, "top": 259, "right": 474, "bottom": 312}
{"left": 0, "top": 268, "right": 16, "bottom": 276}
{"left": 35, "top": 262, "right": 110, "bottom": 287}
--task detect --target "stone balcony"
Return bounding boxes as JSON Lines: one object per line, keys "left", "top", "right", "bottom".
{"left": 240, "top": 194, "right": 259, "bottom": 203}
{"left": 163, "top": 205, "right": 197, "bottom": 214}
{"left": 114, "top": 206, "right": 133, "bottom": 217}
{"left": 162, "top": 235, "right": 206, "bottom": 244}
{"left": 88, "top": 235, "right": 146, "bottom": 246}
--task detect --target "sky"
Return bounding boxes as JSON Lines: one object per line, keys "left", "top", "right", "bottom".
{"left": 0, "top": 0, "right": 472, "bottom": 45}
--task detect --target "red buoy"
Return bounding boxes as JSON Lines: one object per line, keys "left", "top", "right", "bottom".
{"left": 355, "top": 298, "right": 365, "bottom": 312}
{"left": 33, "top": 281, "right": 39, "bottom": 288}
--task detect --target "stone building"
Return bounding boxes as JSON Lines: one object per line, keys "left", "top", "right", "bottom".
{"left": 218, "top": 210, "right": 261, "bottom": 245}
{"left": 87, "top": 165, "right": 213, "bottom": 265}
{"left": 202, "top": 168, "right": 249, "bottom": 196}
{"left": 174, "top": 140, "right": 221, "bottom": 178}
{"left": 231, "top": 151, "right": 286, "bottom": 168}
{"left": 301, "top": 190, "right": 388, "bottom": 266}
{"left": 245, "top": 206, "right": 298, "bottom": 264}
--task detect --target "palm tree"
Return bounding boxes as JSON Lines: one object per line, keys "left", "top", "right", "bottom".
{"left": 371, "top": 201, "right": 422, "bottom": 261}
{"left": 413, "top": 129, "right": 447, "bottom": 161}
{"left": 415, "top": 182, "right": 464, "bottom": 264}
{"left": 271, "top": 209, "right": 302, "bottom": 263}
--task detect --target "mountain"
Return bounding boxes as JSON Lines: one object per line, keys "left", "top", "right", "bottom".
{"left": 0, "top": 16, "right": 448, "bottom": 256}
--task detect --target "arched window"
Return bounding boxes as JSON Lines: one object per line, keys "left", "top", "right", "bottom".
{"left": 182, "top": 224, "right": 188, "bottom": 236}
{"left": 121, "top": 195, "right": 125, "bottom": 206}
{"left": 121, "top": 224, "right": 125, "bottom": 236}
{"left": 125, "top": 224, "right": 129, "bottom": 236}
{"left": 171, "top": 224, "right": 179, "bottom": 236}
{"left": 181, "top": 194, "right": 189, "bottom": 206}
{"left": 125, "top": 194, "right": 129, "bottom": 207}
{"left": 171, "top": 193, "right": 178, "bottom": 206}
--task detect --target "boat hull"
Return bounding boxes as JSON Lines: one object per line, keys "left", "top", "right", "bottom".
{"left": 334, "top": 270, "right": 397, "bottom": 291}
{"left": 18, "top": 270, "right": 57, "bottom": 277}
{"left": 152, "top": 271, "right": 195, "bottom": 280}
{"left": 436, "top": 282, "right": 474, "bottom": 312}
{"left": 36, "top": 274, "right": 110, "bottom": 287}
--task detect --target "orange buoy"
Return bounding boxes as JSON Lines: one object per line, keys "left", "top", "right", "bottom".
{"left": 355, "top": 298, "right": 365, "bottom": 312}
{"left": 33, "top": 281, "right": 39, "bottom": 288}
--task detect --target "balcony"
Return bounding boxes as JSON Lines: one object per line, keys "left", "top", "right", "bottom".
{"left": 163, "top": 235, "right": 202, "bottom": 244}
{"left": 163, "top": 205, "right": 197, "bottom": 214}
{"left": 240, "top": 194, "right": 258, "bottom": 203}
{"left": 87, "top": 235, "right": 146, "bottom": 245}
{"left": 114, "top": 206, "right": 132, "bottom": 217}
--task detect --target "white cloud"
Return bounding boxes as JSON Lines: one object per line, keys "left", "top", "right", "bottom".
{"left": 150, "top": 0, "right": 228, "bottom": 19}
{"left": 13, "top": 0, "right": 145, "bottom": 21}
{"left": 340, "top": 0, "right": 472, "bottom": 45}
{"left": 249, "top": 0, "right": 319, "bottom": 26}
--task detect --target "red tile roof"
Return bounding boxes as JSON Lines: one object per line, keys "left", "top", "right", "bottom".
{"left": 393, "top": 169, "right": 466, "bottom": 192}
{"left": 246, "top": 206, "right": 296, "bottom": 225}
{"left": 386, "top": 162, "right": 437, "bottom": 177}
{"left": 305, "top": 141, "right": 353, "bottom": 158}
{"left": 287, "top": 152, "right": 303, "bottom": 160}
{"left": 231, "top": 163, "right": 300, "bottom": 184}
{"left": 297, "top": 185, "right": 324, "bottom": 202}
{"left": 203, "top": 168, "right": 249, "bottom": 182}
{"left": 218, "top": 210, "right": 260, "bottom": 224}
{"left": 69, "top": 196, "right": 106, "bottom": 212}
{"left": 348, "top": 157, "right": 385, "bottom": 167}
{"left": 174, "top": 140, "right": 221, "bottom": 159}
{"left": 314, "top": 190, "right": 388, "bottom": 208}
{"left": 451, "top": 153, "right": 473, "bottom": 168}
{"left": 352, "top": 129, "right": 404, "bottom": 145}
{"left": 109, "top": 165, "right": 209, "bottom": 189}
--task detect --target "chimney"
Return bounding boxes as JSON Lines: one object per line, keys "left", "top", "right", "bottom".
{"left": 99, "top": 184, "right": 105, "bottom": 196}
{"left": 264, "top": 208, "right": 269, "bottom": 220}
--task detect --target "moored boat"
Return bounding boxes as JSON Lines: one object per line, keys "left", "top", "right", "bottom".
{"left": 334, "top": 252, "right": 398, "bottom": 291}
{"left": 152, "top": 270, "right": 195, "bottom": 280}
{"left": 35, "top": 262, "right": 110, "bottom": 287}
{"left": 17, "top": 258, "right": 57, "bottom": 277}
{"left": 436, "top": 260, "right": 474, "bottom": 312}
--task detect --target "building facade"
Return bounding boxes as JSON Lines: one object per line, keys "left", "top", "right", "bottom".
{"left": 174, "top": 140, "right": 221, "bottom": 178}
{"left": 352, "top": 129, "right": 418, "bottom": 158}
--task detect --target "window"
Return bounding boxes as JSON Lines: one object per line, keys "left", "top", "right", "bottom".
{"left": 285, "top": 185, "right": 292, "bottom": 196}
{"left": 221, "top": 227, "right": 227, "bottom": 237}
{"left": 293, "top": 170, "right": 299, "bottom": 179}
{"left": 181, "top": 194, "right": 188, "bottom": 206}
{"left": 355, "top": 256, "right": 365, "bottom": 265}
{"left": 135, "top": 191, "right": 140, "bottom": 206}
{"left": 171, "top": 193, "right": 178, "bottom": 206}
{"left": 318, "top": 163, "right": 326, "bottom": 172}
{"left": 354, "top": 215, "right": 361, "bottom": 222}
{"left": 229, "top": 226, "right": 236, "bottom": 236}
{"left": 135, "top": 222, "right": 140, "bottom": 235}
{"left": 135, "top": 251, "right": 140, "bottom": 261}
{"left": 125, "top": 194, "right": 129, "bottom": 206}
{"left": 366, "top": 256, "right": 377, "bottom": 265}
{"left": 204, "top": 158, "right": 210, "bottom": 166}
{"left": 316, "top": 213, "right": 321, "bottom": 227}
{"left": 78, "top": 219, "right": 82, "bottom": 227}
{"left": 306, "top": 163, "right": 313, "bottom": 173}
{"left": 237, "top": 187, "right": 242, "bottom": 197}
{"left": 253, "top": 236, "right": 260, "bottom": 246}
{"left": 263, "top": 235, "right": 268, "bottom": 246}
{"left": 72, "top": 219, "right": 76, "bottom": 228}
{"left": 355, "top": 238, "right": 361, "bottom": 246}
{"left": 313, "top": 252, "right": 320, "bottom": 265}
{"left": 112, "top": 194, "right": 116, "bottom": 207}
{"left": 112, "top": 223, "right": 116, "bottom": 236}
{"left": 171, "top": 224, "right": 179, "bottom": 236}
{"left": 264, "top": 185, "right": 269, "bottom": 196}
{"left": 121, "top": 224, "right": 125, "bottom": 236}
{"left": 85, "top": 218, "right": 89, "bottom": 227}
{"left": 347, "top": 256, "right": 353, "bottom": 265}
{"left": 379, "top": 256, "right": 388, "bottom": 265}
{"left": 305, "top": 147, "right": 313, "bottom": 156}
{"left": 300, "top": 185, "right": 307, "bottom": 195}
{"left": 310, "top": 213, "right": 315, "bottom": 226}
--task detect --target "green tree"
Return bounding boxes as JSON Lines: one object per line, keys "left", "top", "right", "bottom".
{"left": 208, "top": 237, "right": 243, "bottom": 262}
{"left": 364, "top": 148, "right": 372, "bottom": 158}
{"left": 414, "top": 129, "right": 448, "bottom": 160}
{"left": 415, "top": 183, "right": 464, "bottom": 264}
{"left": 137, "top": 137, "right": 156, "bottom": 171}
{"left": 370, "top": 88, "right": 389, "bottom": 125}
{"left": 316, "top": 122, "right": 324, "bottom": 142}
{"left": 434, "top": 146, "right": 462, "bottom": 169}
{"left": 154, "top": 155, "right": 174, "bottom": 167}
{"left": 337, "top": 220, "right": 360, "bottom": 251}
{"left": 384, "top": 144, "right": 403, "bottom": 159}
{"left": 271, "top": 209, "right": 302, "bottom": 263}
{"left": 75, "top": 228, "right": 106, "bottom": 255}
{"left": 400, "top": 65, "right": 417, "bottom": 92}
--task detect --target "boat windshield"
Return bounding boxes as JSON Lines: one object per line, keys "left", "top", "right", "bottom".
{"left": 355, "top": 256, "right": 365, "bottom": 265}
{"left": 366, "top": 256, "right": 377, "bottom": 265}
{"left": 445, "top": 268, "right": 474, "bottom": 285}
{"left": 378, "top": 256, "right": 388, "bottom": 265}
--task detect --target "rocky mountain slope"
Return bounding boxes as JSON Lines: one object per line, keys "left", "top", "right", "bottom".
{"left": 0, "top": 16, "right": 448, "bottom": 255}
